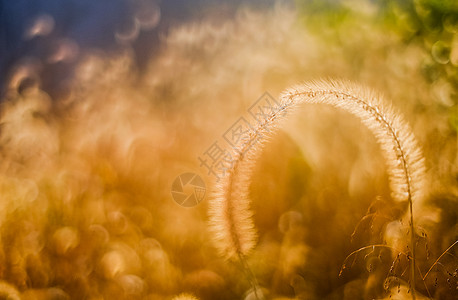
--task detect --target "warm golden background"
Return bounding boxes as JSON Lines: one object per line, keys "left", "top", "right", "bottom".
{"left": 0, "top": 0, "right": 456, "bottom": 299}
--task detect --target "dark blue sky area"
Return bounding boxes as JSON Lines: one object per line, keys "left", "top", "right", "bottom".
{"left": 0, "top": 0, "right": 281, "bottom": 98}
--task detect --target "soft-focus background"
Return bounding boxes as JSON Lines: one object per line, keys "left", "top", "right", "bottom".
{"left": 0, "top": 0, "right": 456, "bottom": 299}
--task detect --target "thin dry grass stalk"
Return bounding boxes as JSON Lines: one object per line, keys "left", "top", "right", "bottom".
{"left": 209, "top": 79, "right": 426, "bottom": 299}
{"left": 423, "top": 240, "right": 458, "bottom": 281}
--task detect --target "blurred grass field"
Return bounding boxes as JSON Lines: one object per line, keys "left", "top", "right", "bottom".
{"left": 0, "top": 0, "right": 456, "bottom": 299}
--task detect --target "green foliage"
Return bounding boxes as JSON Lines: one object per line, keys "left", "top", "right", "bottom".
{"left": 383, "top": 0, "right": 458, "bottom": 134}
{"left": 297, "top": 0, "right": 458, "bottom": 132}
{"left": 295, "top": 0, "right": 351, "bottom": 28}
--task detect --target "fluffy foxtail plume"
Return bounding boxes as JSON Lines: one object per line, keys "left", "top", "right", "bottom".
{"left": 281, "top": 80, "right": 426, "bottom": 208}
{"left": 209, "top": 79, "right": 426, "bottom": 297}
{"left": 172, "top": 293, "right": 199, "bottom": 300}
